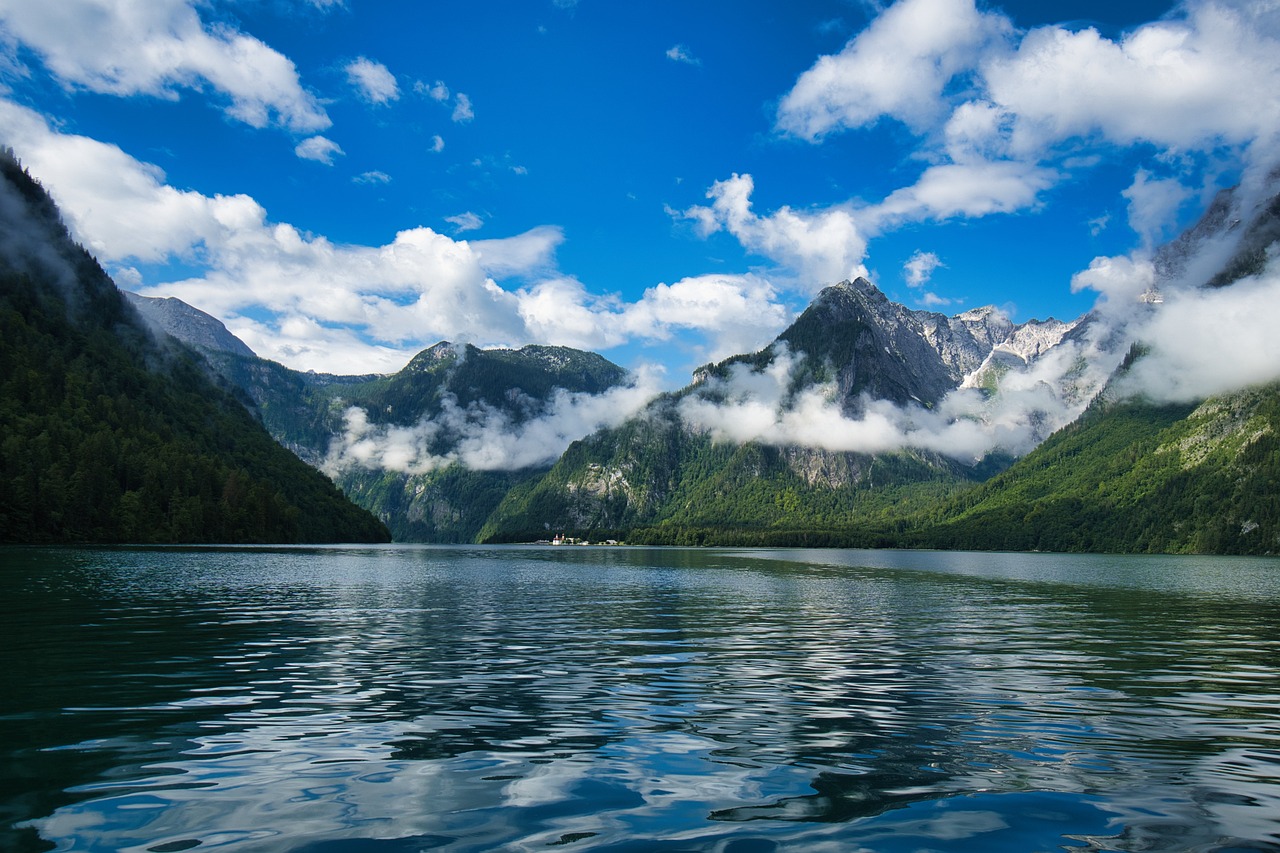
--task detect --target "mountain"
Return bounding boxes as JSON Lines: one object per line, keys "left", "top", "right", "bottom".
{"left": 175, "top": 337, "right": 632, "bottom": 542}
{"left": 902, "top": 373, "right": 1280, "bottom": 554}
{"left": 478, "top": 277, "right": 1082, "bottom": 544}
{"left": 0, "top": 148, "right": 390, "bottom": 544}
{"left": 106, "top": 146, "right": 1280, "bottom": 554}
{"left": 479, "top": 165, "right": 1280, "bottom": 552}
{"left": 900, "top": 174, "right": 1280, "bottom": 556}
{"left": 125, "top": 291, "right": 256, "bottom": 358}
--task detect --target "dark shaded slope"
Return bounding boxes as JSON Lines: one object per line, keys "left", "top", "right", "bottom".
{"left": 0, "top": 150, "right": 389, "bottom": 544}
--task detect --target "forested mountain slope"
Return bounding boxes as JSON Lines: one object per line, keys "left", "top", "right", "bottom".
{"left": 162, "top": 335, "right": 632, "bottom": 542}
{"left": 0, "top": 149, "right": 389, "bottom": 544}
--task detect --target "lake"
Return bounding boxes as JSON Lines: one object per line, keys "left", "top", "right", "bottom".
{"left": 2, "top": 545, "right": 1279, "bottom": 852}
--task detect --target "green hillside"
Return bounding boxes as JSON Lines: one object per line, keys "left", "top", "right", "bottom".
{"left": 904, "top": 384, "right": 1280, "bottom": 555}
{"left": 0, "top": 151, "right": 389, "bottom": 544}
{"left": 478, "top": 394, "right": 987, "bottom": 545}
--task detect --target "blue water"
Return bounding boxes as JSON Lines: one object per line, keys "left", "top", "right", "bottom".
{"left": 2, "top": 545, "right": 1279, "bottom": 851}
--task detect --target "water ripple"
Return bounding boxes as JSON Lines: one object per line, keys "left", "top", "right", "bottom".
{"left": 2, "top": 545, "right": 1279, "bottom": 851}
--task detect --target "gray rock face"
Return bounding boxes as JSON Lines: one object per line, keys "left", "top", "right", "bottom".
{"left": 125, "top": 291, "right": 256, "bottom": 358}
{"left": 777, "top": 278, "right": 1022, "bottom": 409}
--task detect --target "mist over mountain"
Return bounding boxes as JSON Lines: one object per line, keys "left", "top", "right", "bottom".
{"left": 82, "top": 142, "right": 1280, "bottom": 553}
{"left": 171, "top": 335, "right": 646, "bottom": 541}
{"left": 479, "top": 162, "right": 1280, "bottom": 551}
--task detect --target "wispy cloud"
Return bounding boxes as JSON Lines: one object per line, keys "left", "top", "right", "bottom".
{"left": 294, "top": 135, "right": 344, "bottom": 165}
{"left": 354, "top": 170, "right": 391, "bottom": 185}
{"left": 345, "top": 56, "right": 399, "bottom": 104}
{"left": 445, "top": 211, "right": 484, "bottom": 233}
{"left": 325, "top": 370, "right": 664, "bottom": 474}
{"left": 665, "top": 44, "right": 700, "bottom": 66}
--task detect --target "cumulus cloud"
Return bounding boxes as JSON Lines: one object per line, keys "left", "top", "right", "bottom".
{"left": 678, "top": 172, "right": 869, "bottom": 288}
{"left": 776, "top": 0, "right": 1011, "bottom": 138}
{"left": 619, "top": 274, "right": 791, "bottom": 361}
{"left": 868, "top": 160, "right": 1058, "bottom": 227}
{"left": 0, "top": 98, "right": 793, "bottom": 375}
{"left": 1070, "top": 252, "right": 1157, "bottom": 307}
{"left": 354, "top": 170, "right": 391, "bottom": 185}
{"left": 903, "top": 250, "right": 943, "bottom": 288}
{"left": 755, "top": 0, "right": 1280, "bottom": 292}
{"left": 324, "top": 369, "right": 665, "bottom": 474}
{"left": 782, "top": 0, "right": 1280, "bottom": 157}
{"left": 983, "top": 2, "right": 1280, "bottom": 156}
{"left": 452, "top": 92, "right": 474, "bottom": 122}
{"left": 345, "top": 56, "right": 399, "bottom": 104}
{"left": 0, "top": 0, "right": 329, "bottom": 132}
{"left": 294, "top": 135, "right": 344, "bottom": 165}
{"left": 429, "top": 134, "right": 445, "bottom": 153}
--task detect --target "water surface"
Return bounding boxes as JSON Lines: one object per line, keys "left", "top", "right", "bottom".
{"left": 2, "top": 545, "right": 1279, "bottom": 851}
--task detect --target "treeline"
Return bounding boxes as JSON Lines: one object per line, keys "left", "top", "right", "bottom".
{"left": 503, "top": 390, "right": 1280, "bottom": 556}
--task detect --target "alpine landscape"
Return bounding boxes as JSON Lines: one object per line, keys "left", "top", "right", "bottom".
{"left": 3, "top": 2, "right": 1280, "bottom": 852}
{"left": 16, "top": 155, "right": 1274, "bottom": 553}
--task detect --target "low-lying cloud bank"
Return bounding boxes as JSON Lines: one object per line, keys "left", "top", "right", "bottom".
{"left": 323, "top": 371, "right": 663, "bottom": 475}
{"left": 677, "top": 334, "right": 1124, "bottom": 463}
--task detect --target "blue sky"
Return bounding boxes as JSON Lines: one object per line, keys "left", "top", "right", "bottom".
{"left": 1, "top": 0, "right": 1275, "bottom": 382}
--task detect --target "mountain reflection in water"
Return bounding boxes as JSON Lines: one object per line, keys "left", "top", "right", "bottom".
{"left": 2, "top": 545, "right": 1278, "bottom": 852}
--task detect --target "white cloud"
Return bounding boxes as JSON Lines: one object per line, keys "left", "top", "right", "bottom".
{"left": 677, "top": 339, "right": 1116, "bottom": 462}
{"left": 620, "top": 274, "right": 791, "bottom": 361}
{"left": 665, "top": 44, "right": 700, "bottom": 65}
{"left": 472, "top": 225, "right": 564, "bottom": 278}
{"left": 294, "top": 135, "right": 344, "bottom": 165}
{"left": 763, "top": 0, "right": 1280, "bottom": 282}
{"left": 452, "top": 92, "right": 474, "bottom": 123}
{"left": 868, "top": 160, "right": 1058, "bottom": 226}
{"left": 983, "top": 2, "right": 1280, "bottom": 156}
{"left": 782, "top": 0, "right": 1280, "bottom": 159}
{"left": 345, "top": 56, "right": 399, "bottom": 104}
{"left": 445, "top": 211, "right": 484, "bottom": 233}
{"left": 1117, "top": 270, "right": 1280, "bottom": 403}
{"left": 324, "top": 370, "right": 665, "bottom": 474}
{"left": 429, "top": 134, "right": 445, "bottom": 153}
{"left": 354, "top": 170, "right": 391, "bottom": 185}
{"left": 1070, "top": 252, "right": 1157, "bottom": 306}
{"left": 903, "top": 250, "right": 943, "bottom": 288}
{"left": 1123, "top": 169, "right": 1194, "bottom": 247}
{"left": 679, "top": 172, "right": 869, "bottom": 289}
{"left": 917, "top": 290, "right": 955, "bottom": 307}
{"left": 416, "top": 79, "right": 449, "bottom": 101}
{"left": 0, "top": 0, "right": 329, "bottom": 132}
{"left": 776, "top": 0, "right": 1011, "bottom": 139}
{"left": 0, "top": 98, "right": 793, "bottom": 376}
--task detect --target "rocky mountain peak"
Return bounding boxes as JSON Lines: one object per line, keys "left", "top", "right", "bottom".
{"left": 125, "top": 292, "right": 256, "bottom": 358}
